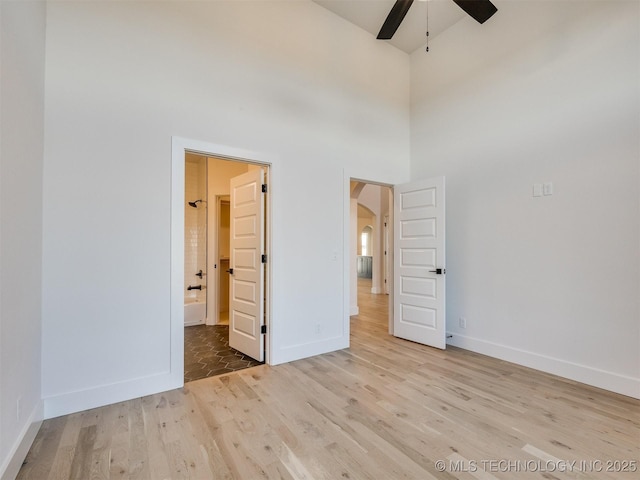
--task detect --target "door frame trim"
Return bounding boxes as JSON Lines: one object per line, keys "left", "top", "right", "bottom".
{"left": 172, "top": 137, "right": 274, "bottom": 386}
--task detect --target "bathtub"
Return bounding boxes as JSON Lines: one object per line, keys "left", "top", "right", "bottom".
{"left": 184, "top": 299, "right": 206, "bottom": 326}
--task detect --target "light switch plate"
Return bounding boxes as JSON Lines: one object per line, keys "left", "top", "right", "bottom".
{"left": 533, "top": 184, "right": 543, "bottom": 197}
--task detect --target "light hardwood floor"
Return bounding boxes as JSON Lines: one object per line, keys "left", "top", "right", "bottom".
{"left": 17, "top": 280, "right": 640, "bottom": 479}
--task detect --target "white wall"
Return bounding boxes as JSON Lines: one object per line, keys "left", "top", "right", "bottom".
{"left": 411, "top": 0, "right": 639, "bottom": 397}
{"left": 0, "top": 1, "right": 46, "bottom": 477}
{"left": 350, "top": 197, "right": 359, "bottom": 315}
{"left": 41, "top": 0, "right": 410, "bottom": 417}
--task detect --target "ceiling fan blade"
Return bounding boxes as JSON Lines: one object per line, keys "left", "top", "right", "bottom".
{"left": 452, "top": 0, "right": 498, "bottom": 24}
{"left": 377, "top": 0, "right": 414, "bottom": 40}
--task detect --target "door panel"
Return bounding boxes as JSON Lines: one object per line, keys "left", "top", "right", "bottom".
{"left": 229, "top": 168, "right": 265, "bottom": 361}
{"left": 394, "top": 177, "right": 446, "bottom": 349}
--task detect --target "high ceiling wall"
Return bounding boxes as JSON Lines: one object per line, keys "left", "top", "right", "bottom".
{"left": 40, "top": 0, "right": 411, "bottom": 418}
{"left": 411, "top": 0, "right": 639, "bottom": 397}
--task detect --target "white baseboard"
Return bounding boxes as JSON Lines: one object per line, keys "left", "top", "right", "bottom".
{"left": 43, "top": 371, "right": 182, "bottom": 419}
{"left": 184, "top": 320, "right": 203, "bottom": 327}
{"left": 0, "top": 401, "right": 43, "bottom": 480}
{"left": 371, "top": 287, "right": 383, "bottom": 294}
{"left": 273, "top": 335, "right": 349, "bottom": 365}
{"left": 447, "top": 332, "right": 640, "bottom": 399}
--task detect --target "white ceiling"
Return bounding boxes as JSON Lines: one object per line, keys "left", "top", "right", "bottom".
{"left": 313, "top": 0, "right": 467, "bottom": 53}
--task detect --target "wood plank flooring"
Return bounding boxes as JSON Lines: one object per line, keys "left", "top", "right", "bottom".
{"left": 17, "top": 280, "right": 640, "bottom": 479}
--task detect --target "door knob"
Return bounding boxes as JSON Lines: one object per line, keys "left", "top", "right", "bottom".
{"left": 226, "top": 268, "right": 234, "bottom": 274}
{"left": 429, "top": 268, "right": 445, "bottom": 274}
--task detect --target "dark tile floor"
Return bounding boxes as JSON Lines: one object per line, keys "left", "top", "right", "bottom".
{"left": 184, "top": 324, "right": 262, "bottom": 382}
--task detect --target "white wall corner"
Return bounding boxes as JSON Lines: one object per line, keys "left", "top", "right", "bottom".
{"left": 447, "top": 332, "right": 640, "bottom": 400}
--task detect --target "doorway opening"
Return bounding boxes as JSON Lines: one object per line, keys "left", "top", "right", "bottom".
{"left": 345, "top": 175, "right": 447, "bottom": 354}
{"left": 183, "top": 152, "right": 269, "bottom": 383}
{"left": 349, "top": 181, "right": 393, "bottom": 336}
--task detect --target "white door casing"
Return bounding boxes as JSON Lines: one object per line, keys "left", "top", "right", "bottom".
{"left": 229, "top": 168, "right": 265, "bottom": 361}
{"left": 383, "top": 214, "right": 390, "bottom": 295}
{"left": 393, "top": 176, "right": 446, "bottom": 349}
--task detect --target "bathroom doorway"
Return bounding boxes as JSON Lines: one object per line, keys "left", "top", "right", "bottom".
{"left": 184, "top": 153, "right": 208, "bottom": 326}
{"left": 183, "top": 153, "right": 269, "bottom": 382}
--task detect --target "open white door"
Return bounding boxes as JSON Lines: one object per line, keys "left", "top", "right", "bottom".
{"left": 393, "top": 176, "right": 446, "bottom": 349}
{"left": 229, "top": 168, "right": 265, "bottom": 362}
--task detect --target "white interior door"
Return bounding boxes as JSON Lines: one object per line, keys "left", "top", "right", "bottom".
{"left": 393, "top": 176, "right": 446, "bottom": 349}
{"left": 229, "top": 168, "right": 265, "bottom": 361}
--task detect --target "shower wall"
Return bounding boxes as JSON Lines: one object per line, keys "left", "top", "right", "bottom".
{"left": 185, "top": 154, "right": 207, "bottom": 304}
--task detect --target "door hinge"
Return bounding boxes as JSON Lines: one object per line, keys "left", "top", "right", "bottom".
{"left": 262, "top": 184, "right": 268, "bottom": 193}
{"left": 261, "top": 325, "right": 267, "bottom": 334}
{"left": 261, "top": 254, "right": 267, "bottom": 263}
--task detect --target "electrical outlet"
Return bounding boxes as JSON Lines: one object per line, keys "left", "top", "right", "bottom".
{"left": 459, "top": 317, "right": 467, "bottom": 329}
{"left": 16, "top": 396, "right": 21, "bottom": 421}
{"left": 543, "top": 182, "right": 553, "bottom": 196}
{"left": 315, "top": 324, "right": 321, "bottom": 334}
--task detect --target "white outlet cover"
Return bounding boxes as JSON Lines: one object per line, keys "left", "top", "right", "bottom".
{"left": 543, "top": 182, "right": 553, "bottom": 196}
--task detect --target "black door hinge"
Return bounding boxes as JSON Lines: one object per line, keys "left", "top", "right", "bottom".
{"left": 261, "top": 254, "right": 267, "bottom": 263}
{"left": 262, "top": 184, "right": 268, "bottom": 193}
{"left": 261, "top": 325, "right": 267, "bottom": 334}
